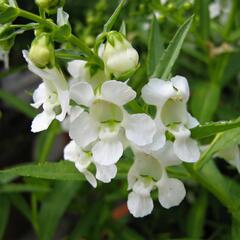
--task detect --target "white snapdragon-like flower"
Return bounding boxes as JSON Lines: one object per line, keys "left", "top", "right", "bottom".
{"left": 102, "top": 31, "right": 139, "bottom": 79}
{"left": 64, "top": 140, "right": 117, "bottom": 187}
{"left": 142, "top": 75, "right": 200, "bottom": 163}
{"left": 69, "top": 80, "right": 156, "bottom": 166}
{"left": 127, "top": 142, "right": 185, "bottom": 217}
{"left": 23, "top": 50, "right": 69, "bottom": 132}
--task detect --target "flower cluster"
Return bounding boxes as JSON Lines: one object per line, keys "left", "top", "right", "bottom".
{"left": 24, "top": 27, "right": 200, "bottom": 217}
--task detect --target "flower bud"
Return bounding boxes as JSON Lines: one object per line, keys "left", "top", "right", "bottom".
{"left": 35, "top": 0, "right": 64, "bottom": 14}
{"left": 102, "top": 31, "right": 139, "bottom": 79}
{"left": 29, "top": 34, "right": 55, "bottom": 68}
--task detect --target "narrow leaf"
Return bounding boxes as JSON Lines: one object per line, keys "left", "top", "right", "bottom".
{"left": 191, "top": 118, "right": 240, "bottom": 139}
{"left": 0, "top": 183, "right": 50, "bottom": 193}
{"left": 195, "top": 127, "right": 240, "bottom": 170}
{"left": 0, "top": 195, "right": 10, "bottom": 240}
{"left": 38, "top": 181, "right": 80, "bottom": 240}
{"left": 152, "top": 15, "right": 193, "bottom": 79}
{"left": 147, "top": 14, "right": 164, "bottom": 77}
{"left": 0, "top": 161, "right": 85, "bottom": 181}
{"left": 103, "top": 0, "right": 127, "bottom": 32}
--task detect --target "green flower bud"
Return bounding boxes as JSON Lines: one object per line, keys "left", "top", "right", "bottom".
{"left": 35, "top": 0, "right": 65, "bottom": 14}
{"left": 102, "top": 31, "right": 139, "bottom": 79}
{"left": 29, "top": 34, "right": 55, "bottom": 68}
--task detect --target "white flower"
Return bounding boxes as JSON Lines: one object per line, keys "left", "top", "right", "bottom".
{"left": 209, "top": 0, "right": 232, "bottom": 23}
{"left": 142, "top": 75, "right": 200, "bottom": 163}
{"left": 57, "top": 7, "right": 69, "bottom": 26}
{"left": 102, "top": 31, "right": 139, "bottom": 78}
{"left": 69, "top": 80, "right": 156, "bottom": 166}
{"left": 127, "top": 142, "right": 186, "bottom": 217}
{"left": 67, "top": 60, "right": 107, "bottom": 89}
{"left": 23, "top": 50, "right": 69, "bottom": 132}
{"left": 64, "top": 140, "right": 117, "bottom": 187}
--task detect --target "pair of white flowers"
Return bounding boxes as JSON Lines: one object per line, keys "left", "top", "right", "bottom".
{"left": 23, "top": 29, "right": 200, "bottom": 217}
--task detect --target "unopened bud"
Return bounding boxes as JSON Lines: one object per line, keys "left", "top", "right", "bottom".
{"left": 102, "top": 31, "right": 139, "bottom": 79}
{"left": 29, "top": 34, "right": 55, "bottom": 68}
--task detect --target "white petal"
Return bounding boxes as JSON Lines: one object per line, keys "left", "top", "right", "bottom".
{"left": 187, "top": 113, "right": 199, "bottom": 129}
{"left": 70, "top": 82, "right": 94, "bottom": 107}
{"left": 56, "top": 90, "right": 69, "bottom": 121}
{"left": 209, "top": 1, "right": 221, "bottom": 18}
{"left": 124, "top": 113, "right": 156, "bottom": 146}
{"left": 95, "top": 164, "right": 117, "bottom": 183}
{"left": 141, "top": 78, "right": 174, "bottom": 106}
{"left": 170, "top": 125, "right": 200, "bottom": 163}
{"left": 64, "top": 141, "right": 79, "bottom": 163}
{"left": 101, "top": 80, "right": 136, "bottom": 106}
{"left": 171, "top": 75, "right": 189, "bottom": 101}
{"left": 69, "top": 106, "right": 84, "bottom": 122}
{"left": 31, "top": 83, "right": 48, "bottom": 109}
{"left": 153, "top": 141, "right": 182, "bottom": 167}
{"left": 143, "top": 128, "right": 166, "bottom": 152}
{"left": 92, "top": 139, "right": 123, "bottom": 166}
{"left": 84, "top": 170, "right": 97, "bottom": 188}
{"left": 57, "top": 7, "right": 69, "bottom": 26}
{"left": 31, "top": 111, "right": 55, "bottom": 133}
{"left": 69, "top": 112, "right": 99, "bottom": 148}
{"left": 157, "top": 176, "right": 186, "bottom": 209}
{"left": 132, "top": 178, "right": 154, "bottom": 196}
{"left": 67, "top": 60, "right": 86, "bottom": 79}
{"left": 127, "top": 191, "right": 153, "bottom": 218}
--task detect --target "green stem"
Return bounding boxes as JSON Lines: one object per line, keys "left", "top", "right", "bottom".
{"left": 18, "top": 8, "right": 103, "bottom": 64}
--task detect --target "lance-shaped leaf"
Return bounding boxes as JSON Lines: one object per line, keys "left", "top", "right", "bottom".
{"left": 147, "top": 14, "right": 164, "bottom": 77}
{"left": 152, "top": 15, "right": 194, "bottom": 79}
{"left": 191, "top": 117, "right": 240, "bottom": 139}
{"left": 0, "top": 195, "right": 10, "bottom": 240}
{"left": 194, "top": 127, "right": 240, "bottom": 170}
{"left": 38, "top": 181, "right": 80, "bottom": 240}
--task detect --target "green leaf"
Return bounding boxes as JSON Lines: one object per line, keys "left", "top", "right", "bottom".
{"left": 0, "top": 183, "right": 50, "bottom": 193}
{"left": 0, "top": 6, "right": 19, "bottom": 24}
{"left": 0, "top": 23, "right": 38, "bottom": 41}
{"left": 185, "top": 160, "right": 240, "bottom": 214}
{"left": 152, "top": 15, "right": 193, "bottom": 79}
{"left": 232, "top": 212, "right": 240, "bottom": 240}
{"left": 0, "top": 195, "right": 10, "bottom": 240}
{"left": 38, "top": 181, "right": 80, "bottom": 240}
{"left": 0, "top": 161, "right": 85, "bottom": 181}
{"left": 0, "top": 161, "right": 127, "bottom": 181}
{"left": 194, "top": 127, "right": 240, "bottom": 170}
{"left": 55, "top": 49, "right": 85, "bottom": 60}
{"left": 103, "top": 0, "right": 127, "bottom": 32}
{"left": 191, "top": 117, "right": 240, "bottom": 139}
{"left": 190, "top": 82, "right": 220, "bottom": 123}
{"left": 147, "top": 14, "right": 164, "bottom": 77}
{"left": 0, "top": 195, "right": 10, "bottom": 239}
{"left": 0, "top": 89, "right": 36, "bottom": 118}
{"left": 186, "top": 191, "right": 207, "bottom": 239}
{"left": 197, "top": 0, "right": 210, "bottom": 40}
{"left": 9, "top": 193, "right": 32, "bottom": 223}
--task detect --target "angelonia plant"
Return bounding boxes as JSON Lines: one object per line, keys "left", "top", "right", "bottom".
{"left": 0, "top": 0, "right": 240, "bottom": 223}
